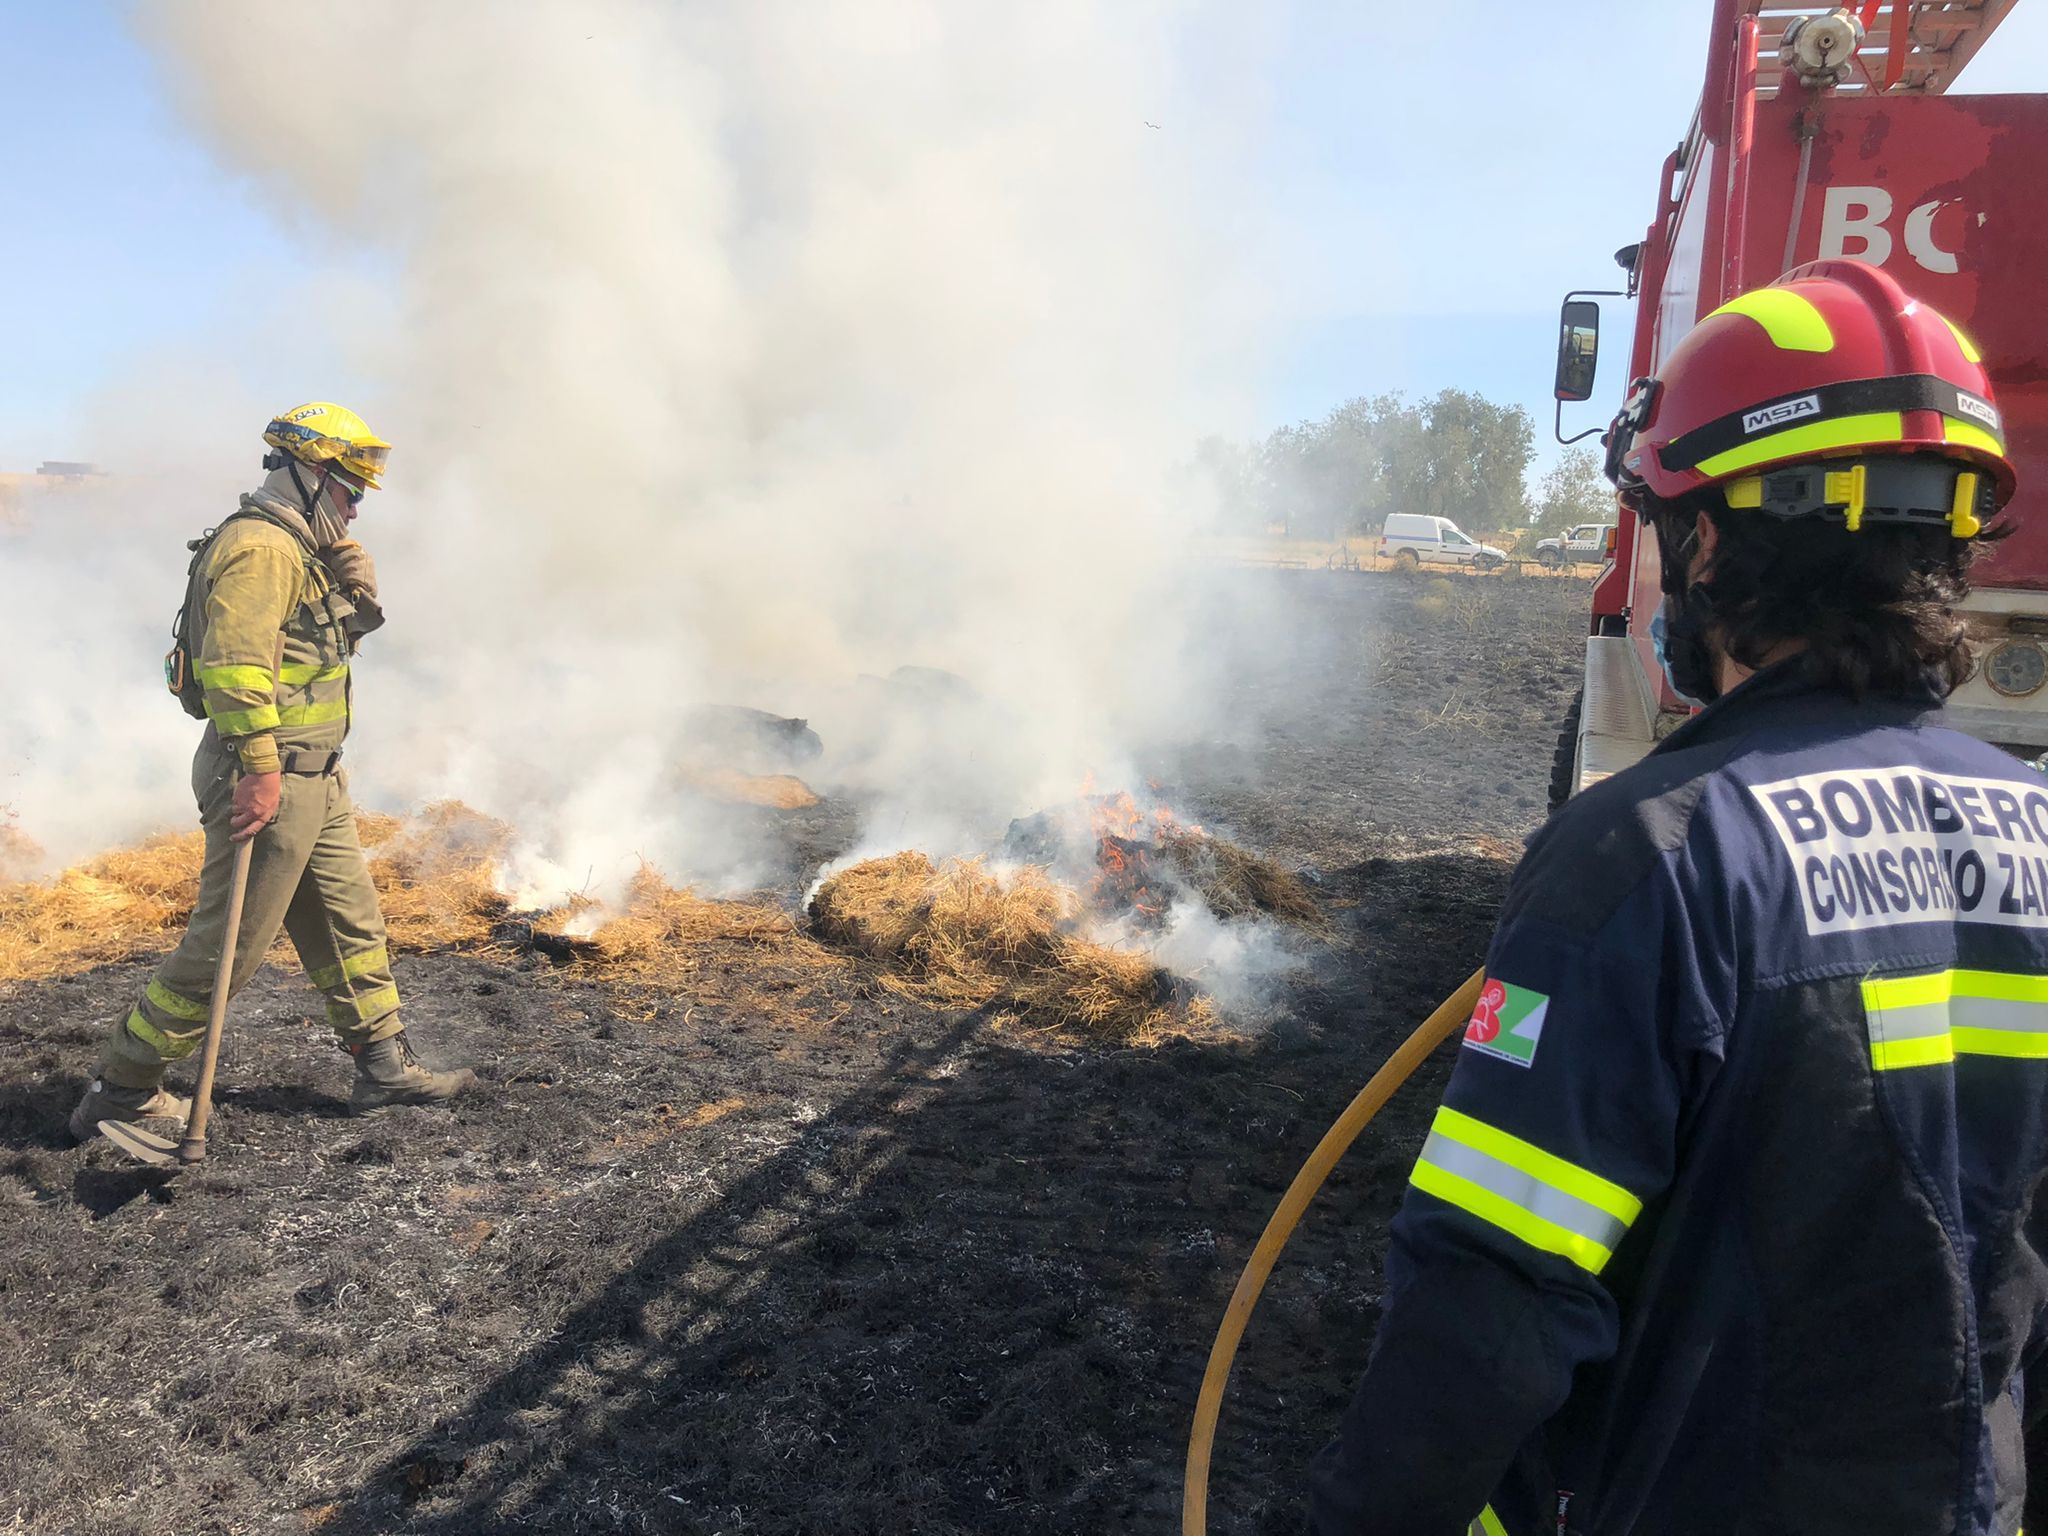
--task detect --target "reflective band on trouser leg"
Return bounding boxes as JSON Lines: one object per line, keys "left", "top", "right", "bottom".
{"left": 1409, "top": 1106, "right": 1643, "bottom": 1275}
{"left": 122, "top": 1005, "right": 204, "bottom": 1061}
{"left": 144, "top": 978, "right": 209, "bottom": 1023}
{"left": 327, "top": 984, "right": 401, "bottom": 1033}
{"left": 1468, "top": 1507, "right": 1509, "bottom": 1536}
{"left": 1864, "top": 970, "right": 2048, "bottom": 1070}
{"left": 308, "top": 943, "right": 389, "bottom": 992}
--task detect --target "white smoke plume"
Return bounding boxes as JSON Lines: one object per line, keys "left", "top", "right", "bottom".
{"left": 4, "top": 2, "right": 1290, "bottom": 924}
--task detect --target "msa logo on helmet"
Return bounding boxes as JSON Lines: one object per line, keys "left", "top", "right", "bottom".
{"left": 1742, "top": 394, "right": 1822, "bottom": 435}
{"left": 1955, "top": 391, "right": 2002, "bottom": 432}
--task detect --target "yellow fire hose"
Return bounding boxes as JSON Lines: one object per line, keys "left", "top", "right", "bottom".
{"left": 1183, "top": 966, "right": 1488, "bottom": 1536}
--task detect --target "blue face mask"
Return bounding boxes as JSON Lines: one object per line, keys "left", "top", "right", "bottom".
{"left": 1650, "top": 594, "right": 1711, "bottom": 709}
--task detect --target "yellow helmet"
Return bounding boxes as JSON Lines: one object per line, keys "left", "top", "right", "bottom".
{"left": 262, "top": 402, "right": 392, "bottom": 492}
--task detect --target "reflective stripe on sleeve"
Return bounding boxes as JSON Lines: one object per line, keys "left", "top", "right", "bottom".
{"left": 1410, "top": 1106, "right": 1643, "bottom": 1275}
{"left": 1864, "top": 970, "right": 2048, "bottom": 1070}
{"left": 277, "top": 698, "right": 349, "bottom": 728}
{"left": 194, "top": 663, "right": 276, "bottom": 692}
{"left": 206, "top": 701, "right": 283, "bottom": 735}
{"left": 1468, "top": 1506, "right": 1509, "bottom": 1536}
{"left": 277, "top": 661, "right": 349, "bottom": 686}
{"left": 308, "top": 944, "right": 389, "bottom": 992}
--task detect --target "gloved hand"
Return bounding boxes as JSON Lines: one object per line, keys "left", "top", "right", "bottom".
{"left": 320, "top": 539, "right": 378, "bottom": 601}
{"left": 230, "top": 771, "right": 282, "bottom": 842}
{"left": 344, "top": 590, "right": 387, "bottom": 644}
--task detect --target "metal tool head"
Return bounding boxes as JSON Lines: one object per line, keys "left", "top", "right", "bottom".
{"left": 97, "top": 1119, "right": 197, "bottom": 1168}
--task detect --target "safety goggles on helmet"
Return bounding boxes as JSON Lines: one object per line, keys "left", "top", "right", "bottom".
{"left": 262, "top": 401, "right": 392, "bottom": 493}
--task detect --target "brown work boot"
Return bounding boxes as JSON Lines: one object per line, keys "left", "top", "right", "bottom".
{"left": 68, "top": 1078, "right": 193, "bottom": 1143}
{"left": 348, "top": 1031, "right": 477, "bottom": 1114}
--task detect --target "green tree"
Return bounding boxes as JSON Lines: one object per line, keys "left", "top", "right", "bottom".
{"left": 1528, "top": 445, "right": 1616, "bottom": 540}
{"left": 1195, "top": 387, "right": 1537, "bottom": 541}
{"left": 1386, "top": 388, "right": 1535, "bottom": 533}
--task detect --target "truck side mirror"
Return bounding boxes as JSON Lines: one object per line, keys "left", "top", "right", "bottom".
{"left": 1555, "top": 300, "right": 1601, "bottom": 402}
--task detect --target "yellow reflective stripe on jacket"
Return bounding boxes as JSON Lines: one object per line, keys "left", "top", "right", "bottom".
{"left": 1411, "top": 1106, "right": 1643, "bottom": 1275}
{"left": 144, "top": 979, "right": 209, "bottom": 1023}
{"left": 277, "top": 698, "right": 349, "bottom": 728}
{"left": 194, "top": 663, "right": 276, "bottom": 693}
{"left": 277, "top": 660, "right": 349, "bottom": 686}
{"left": 1467, "top": 1506, "right": 1509, "bottom": 1536}
{"left": 123, "top": 1006, "right": 202, "bottom": 1060}
{"left": 1696, "top": 412, "right": 1905, "bottom": 480}
{"left": 1705, "top": 288, "right": 1835, "bottom": 352}
{"left": 308, "top": 944, "right": 389, "bottom": 992}
{"left": 1864, "top": 969, "right": 2048, "bottom": 1070}
{"left": 207, "top": 700, "right": 283, "bottom": 735}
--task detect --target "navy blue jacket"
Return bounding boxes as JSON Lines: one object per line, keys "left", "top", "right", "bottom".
{"left": 1310, "top": 665, "right": 2048, "bottom": 1535}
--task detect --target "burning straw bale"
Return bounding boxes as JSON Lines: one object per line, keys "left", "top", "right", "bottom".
{"left": 0, "top": 830, "right": 206, "bottom": 982}
{"left": 1160, "top": 828, "right": 1325, "bottom": 929}
{"left": 535, "top": 866, "right": 829, "bottom": 983}
{"left": 808, "top": 853, "right": 1214, "bottom": 1042}
{"left": 0, "top": 800, "right": 518, "bottom": 982}
{"left": 676, "top": 766, "right": 821, "bottom": 810}
{"left": 0, "top": 819, "right": 43, "bottom": 884}
{"left": 360, "top": 800, "right": 515, "bottom": 951}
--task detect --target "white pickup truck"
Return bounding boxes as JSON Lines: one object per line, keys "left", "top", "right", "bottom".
{"left": 1532, "top": 523, "right": 1614, "bottom": 568}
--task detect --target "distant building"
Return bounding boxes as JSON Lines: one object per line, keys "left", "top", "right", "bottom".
{"left": 35, "top": 461, "right": 102, "bottom": 478}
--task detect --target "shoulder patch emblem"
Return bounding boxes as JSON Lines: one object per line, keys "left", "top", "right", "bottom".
{"left": 1463, "top": 977, "right": 1549, "bottom": 1068}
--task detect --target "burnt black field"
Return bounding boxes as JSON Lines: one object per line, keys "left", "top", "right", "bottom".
{"left": 0, "top": 570, "right": 1589, "bottom": 1535}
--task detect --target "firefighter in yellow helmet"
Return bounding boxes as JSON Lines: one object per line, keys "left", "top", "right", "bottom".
{"left": 67, "top": 403, "right": 475, "bottom": 1142}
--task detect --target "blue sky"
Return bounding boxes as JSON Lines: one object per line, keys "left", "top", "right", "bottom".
{"left": 5, "top": 2, "right": 2045, "bottom": 475}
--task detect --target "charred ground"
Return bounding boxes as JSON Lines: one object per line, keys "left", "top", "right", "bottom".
{"left": 0, "top": 571, "right": 1589, "bottom": 1536}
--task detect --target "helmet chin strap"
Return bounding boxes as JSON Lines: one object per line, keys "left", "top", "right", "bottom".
{"left": 283, "top": 459, "right": 350, "bottom": 549}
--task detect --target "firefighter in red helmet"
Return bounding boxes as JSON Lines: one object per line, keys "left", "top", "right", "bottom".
{"left": 1309, "top": 261, "right": 2048, "bottom": 1535}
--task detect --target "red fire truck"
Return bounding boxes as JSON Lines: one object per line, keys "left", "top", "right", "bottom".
{"left": 1552, "top": 0, "right": 2048, "bottom": 804}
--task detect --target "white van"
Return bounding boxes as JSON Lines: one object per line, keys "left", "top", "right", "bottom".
{"left": 1377, "top": 513, "right": 1508, "bottom": 571}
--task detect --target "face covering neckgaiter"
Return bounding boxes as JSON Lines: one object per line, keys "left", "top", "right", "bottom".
{"left": 1650, "top": 514, "right": 1722, "bottom": 708}
{"left": 288, "top": 461, "right": 353, "bottom": 549}
{"left": 1650, "top": 587, "right": 1721, "bottom": 708}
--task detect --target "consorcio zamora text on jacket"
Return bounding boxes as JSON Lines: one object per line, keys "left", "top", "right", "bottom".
{"left": 1751, "top": 766, "right": 2048, "bottom": 935}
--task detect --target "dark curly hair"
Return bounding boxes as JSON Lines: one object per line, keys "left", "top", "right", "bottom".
{"left": 1639, "top": 467, "right": 2005, "bottom": 699}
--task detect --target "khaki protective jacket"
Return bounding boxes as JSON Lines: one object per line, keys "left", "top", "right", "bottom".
{"left": 187, "top": 492, "right": 355, "bottom": 776}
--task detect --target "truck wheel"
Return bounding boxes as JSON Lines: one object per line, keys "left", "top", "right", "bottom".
{"left": 1394, "top": 549, "right": 1420, "bottom": 572}
{"left": 1547, "top": 687, "right": 1583, "bottom": 813}
{"left": 1473, "top": 553, "right": 1501, "bottom": 572}
{"left": 1538, "top": 548, "right": 1564, "bottom": 568}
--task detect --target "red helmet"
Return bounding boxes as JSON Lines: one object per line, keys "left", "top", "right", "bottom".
{"left": 1606, "top": 260, "right": 2016, "bottom": 536}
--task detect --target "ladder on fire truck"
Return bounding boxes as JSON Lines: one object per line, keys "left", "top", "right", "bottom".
{"left": 1751, "top": 2, "right": 2016, "bottom": 97}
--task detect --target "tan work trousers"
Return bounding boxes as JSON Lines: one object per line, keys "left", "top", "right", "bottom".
{"left": 97, "top": 742, "right": 403, "bottom": 1090}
